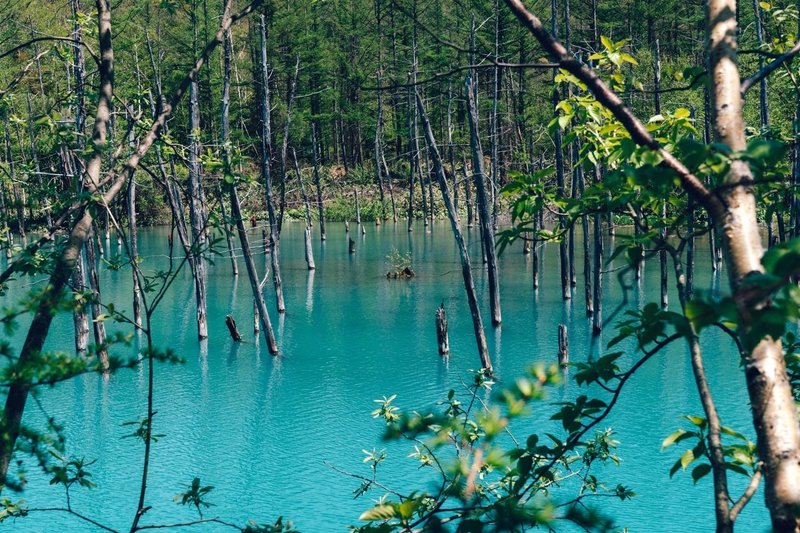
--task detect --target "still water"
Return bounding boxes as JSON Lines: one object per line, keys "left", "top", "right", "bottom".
{"left": 3, "top": 221, "right": 769, "bottom": 531}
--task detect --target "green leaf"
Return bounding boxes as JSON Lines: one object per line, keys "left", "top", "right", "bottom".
{"left": 359, "top": 504, "right": 397, "bottom": 521}
{"left": 661, "top": 429, "right": 693, "bottom": 449}
{"left": 679, "top": 448, "right": 696, "bottom": 469}
{"left": 691, "top": 463, "right": 712, "bottom": 483}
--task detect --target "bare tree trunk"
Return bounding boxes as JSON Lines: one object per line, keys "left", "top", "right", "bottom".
{"left": 417, "top": 92, "right": 492, "bottom": 374}
{"left": 85, "top": 224, "right": 109, "bottom": 369}
{"left": 26, "top": 94, "right": 50, "bottom": 229}
{"left": 466, "top": 79, "right": 502, "bottom": 327}
{"left": 592, "top": 203, "right": 603, "bottom": 335}
{"left": 653, "top": 36, "right": 668, "bottom": 309}
{"left": 311, "top": 123, "right": 326, "bottom": 241}
{"left": 278, "top": 56, "right": 300, "bottom": 233}
{"left": 375, "top": 70, "right": 387, "bottom": 221}
{"left": 551, "top": 0, "right": 570, "bottom": 301}
{"left": 219, "top": 19, "right": 239, "bottom": 276}
{"left": 490, "top": 0, "right": 501, "bottom": 230}
{"left": 229, "top": 180, "right": 278, "bottom": 353}
{"left": 3, "top": 112, "right": 24, "bottom": 241}
{"left": 304, "top": 225, "right": 315, "bottom": 270}
{"left": 291, "top": 147, "right": 313, "bottom": 228}
{"left": 126, "top": 144, "right": 143, "bottom": 330}
{"left": 189, "top": 2, "right": 209, "bottom": 339}
{"left": 257, "top": 15, "right": 285, "bottom": 313}
{"left": 707, "top": 0, "right": 800, "bottom": 527}
{"left": 407, "top": 77, "right": 416, "bottom": 231}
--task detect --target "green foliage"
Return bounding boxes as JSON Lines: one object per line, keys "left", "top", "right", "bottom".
{"left": 384, "top": 249, "right": 412, "bottom": 275}
{"left": 352, "top": 365, "right": 634, "bottom": 531}
{"left": 662, "top": 416, "right": 758, "bottom": 481}
{"left": 174, "top": 477, "right": 214, "bottom": 518}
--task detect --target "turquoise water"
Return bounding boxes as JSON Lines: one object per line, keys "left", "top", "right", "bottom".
{"left": 2, "top": 221, "right": 770, "bottom": 531}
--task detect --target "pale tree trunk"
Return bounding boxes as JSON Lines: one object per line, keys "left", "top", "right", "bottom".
{"left": 219, "top": 15, "right": 239, "bottom": 277}
{"left": 278, "top": 56, "right": 300, "bottom": 233}
{"left": 375, "top": 70, "right": 387, "bottom": 221}
{"left": 257, "top": 14, "right": 285, "bottom": 313}
{"left": 189, "top": 2, "right": 209, "bottom": 339}
{"left": 85, "top": 224, "right": 109, "bottom": 370}
{"left": 406, "top": 77, "right": 417, "bottom": 231}
{"left": 653, "top": 35, "right": 668, "bottom": 309}
{"left": 466, "top": 79, "right": 502, "bottom": 327}
{"left": 708, "top": 0, "right": 800, "bottom": 528}
{"left": 291, "top": 147, "right": 313, "bottom": 229}
{"left": 417, "top": 92, "right": 492, "bottom": 374}
{"left": 228, "top": 182, "right": 278, "bottom": 354}
{"left": 311, "top": 123, "right": 326, "bottom": 241}
{"left": 551, "top": 0, "right": 570, "bottom": 300}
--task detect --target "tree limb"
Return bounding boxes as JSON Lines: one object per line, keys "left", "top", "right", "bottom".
{"left": 741, "top": 40, "right": 800, "bottom": 95}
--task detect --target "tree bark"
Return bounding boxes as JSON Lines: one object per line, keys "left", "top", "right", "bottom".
{"left": 417, "top": 92, "right": 492, "bottom": 374}
{"left": 189, "top": 2, "right": 209, "bottom": 340}
{"left": 257, "top": 15, "right": 285, "bottom": 313}
{"left": 707, "top": 1, "right": 800, "bottom": 528}
{"left": 466, "top": 78, "right": 502, "bottom": 327}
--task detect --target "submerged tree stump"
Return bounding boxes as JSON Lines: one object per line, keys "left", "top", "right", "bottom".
{"left": 304, "top": 226, "right": 316, "bottom": 270}
{"left": 523, "top": 239, "right": 531, "bottom": 255}
{"left": 345, "top": 220, "right": 350, "bottom": 233}
{"left": 226, "top": 315, "right": 242, "bottom": 342}
{"left": 436, "top": 302, "right": 449, "bottom": 355}
{"left": 349, "top": 237, "right": 356, "bottom": 254}
{"left": 558, "top": 324, "right": 568, "bottom": 367}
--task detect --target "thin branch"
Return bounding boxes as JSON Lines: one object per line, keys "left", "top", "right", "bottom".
{"left": 729, "top": 464, "right": 762, "bottom": 522}
{"left": 503, "top": 0, "right": 726, "bottom": 221}
{"left": 741, "top": 40, "right": 800, "bottom": 95}
{"left": 25, "top": 507, "right": 118, "bottom": 532}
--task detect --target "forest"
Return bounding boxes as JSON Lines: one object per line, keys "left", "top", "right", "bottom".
{"left": 0, "top": 0, "right": 799, "bottom": 531}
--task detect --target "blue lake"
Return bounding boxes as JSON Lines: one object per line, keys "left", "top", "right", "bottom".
{"left": 2, "top": 221, "right": 770, "bottom": 531}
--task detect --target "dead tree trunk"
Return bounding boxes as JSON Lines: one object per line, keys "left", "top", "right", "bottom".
{"left": 85, "top": 224, "right": 109, "bottom": 369}
{"left": 375, "top": 69, "right": 387, "bottom": 221}
{"left": 417, "top": 92, "right": 492, "bottom": 373}
{"left": 3, "top": 112, "right": 24, "bottom": 241}
{"left": 592, "top": 167, "right": 603, "bottom": 335}
{"left": 226, "top": 315, "right": 242, "bottom": 341}
{"left": 311, "top": 123, "right": 326, "bottom": 241}
{"left": 490, "top": 0, "right": 501, "bottom": 229}
{"left": 304, "top": 225, "right": 315, "bottom": 270}
{"left": 257, "top": 15, "right": 285, "bottom": 313}
{"left": 407, "top": 75, "right": 417, "bottom": 232}
{"left": 652, "top": 36, "right": 668, "bottom": 309}
{"left": 435, "top": 302, "right": 449, "bottom": 355}
{"left": 291, "top": 147, "right": 313, "bottom": 228}
{"left": 229, "top": 181, "right": 278, "bottom": 353}
{"left": 551, "top": 0, "right": 570, "bottom": 301}
{"left": 557, "top": 323, "right": 568, "bottom": 366}
{"left": 126, "top": 153, "right": 143, "bottom": 330}
{"left": 189, "top": 5, "right": 209, "bottom": 339}
{"left": 219, "top": 21, "right": 239, "bottom": 276}
{"left": 278, "top": 56, "right": 300, "bottom": 233}
{"left": 466, "top": 78, "right": 502, "bottom": 327}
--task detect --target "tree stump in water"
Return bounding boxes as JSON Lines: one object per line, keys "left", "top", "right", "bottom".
{"left": 226, "top": 315, "right": 242, "bottom": 342}
{"left": 304, "top": 226, "right": 316, "bottom": 270}
{"left": 435, "top": 302, "right": 449, "bottom": 355}
{"left": 345, "top": 220, "right": 349, "bottom": 233}
{"left": 523, "top": 239, "right": 531, "bottom": 255}
{"left": 558, "top": 324, "right": 568, "bottom": 367}
{"left": 349, "top": 237, "right": 355, "bottom": 254}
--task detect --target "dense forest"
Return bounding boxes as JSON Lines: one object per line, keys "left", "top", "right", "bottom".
{"left": 0, "top": 0, "right": 799, "bottom": 531}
